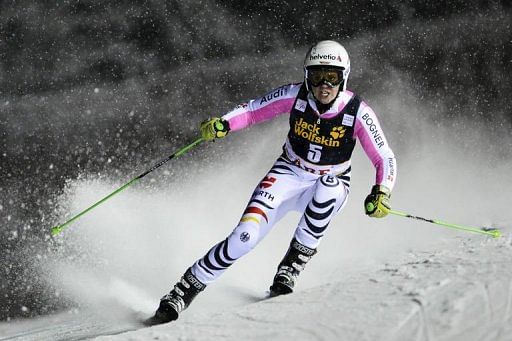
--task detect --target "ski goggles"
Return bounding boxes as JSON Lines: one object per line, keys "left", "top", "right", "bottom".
{"left": 306, "top": 67, "right": 344, "bottom": 87}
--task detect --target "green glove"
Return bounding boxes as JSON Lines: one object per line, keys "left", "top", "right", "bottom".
{"left": 364, "top": 185, "right": 391, "bottom": 218}
{"left": 200, "top": 118, "right": 230, "bottom": 141}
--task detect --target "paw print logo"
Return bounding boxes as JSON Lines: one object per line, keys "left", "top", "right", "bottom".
{"left": 330, "top": 126, "right": 346, "bottom": 140}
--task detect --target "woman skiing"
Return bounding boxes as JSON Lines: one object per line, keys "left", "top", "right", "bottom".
{"left": 146, "top": 40, "right": 397, "bottom": 325}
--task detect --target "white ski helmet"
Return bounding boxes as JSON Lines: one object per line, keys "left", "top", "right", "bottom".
{"left": 304, "top": 40, "right": 351, "bottom": 91}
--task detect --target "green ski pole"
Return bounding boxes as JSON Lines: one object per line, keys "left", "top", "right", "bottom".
{"left": 389, "top": 209, "right": 501, "bottom": 238}
{"left": 51, "top": 137, "right": 204, "bottom": 236}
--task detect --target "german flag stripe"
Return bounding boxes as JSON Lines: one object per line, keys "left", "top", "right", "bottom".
{"left": 243, "top": 206, "right": 268, "bottom": 223}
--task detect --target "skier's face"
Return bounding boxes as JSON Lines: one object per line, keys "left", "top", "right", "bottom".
{"left": 312, "top": 83, "right": 340, "bottom": 104}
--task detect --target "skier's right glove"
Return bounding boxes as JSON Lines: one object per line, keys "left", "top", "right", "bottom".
{"left": 364, "top": 185, "right": 391, "bottom": 218}
{"left": 200, "top": 117, "right": 230, "bottom": 141}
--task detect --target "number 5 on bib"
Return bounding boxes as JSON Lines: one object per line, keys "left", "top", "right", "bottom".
{"left": 307, "top": 144, "right": 323, "bottom": 163}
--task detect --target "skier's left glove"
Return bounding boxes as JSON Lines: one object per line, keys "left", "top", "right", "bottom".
{"left": 364, "top": 185, "right": 391, "bottom": 218}
{"left": 200, "top": 117, "right": 230, "bottom": 141}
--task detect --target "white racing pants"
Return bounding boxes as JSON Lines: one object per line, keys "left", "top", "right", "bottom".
{"left": 191, "top": 156, "right": 351, "bottom": 285}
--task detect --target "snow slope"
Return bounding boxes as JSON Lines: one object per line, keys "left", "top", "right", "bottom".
{"left": 2, "top": 233, "right": 511, "bottom": 341}
{"left": 95, "top": 235, "right": 512, "bottom": 341}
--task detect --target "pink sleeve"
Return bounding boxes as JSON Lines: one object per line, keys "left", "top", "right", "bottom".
{"left": 222, "top": 84, "right": 300, "bottom": 131}
{"left": 354, "top": 101, "right": 397, "bottom": 190}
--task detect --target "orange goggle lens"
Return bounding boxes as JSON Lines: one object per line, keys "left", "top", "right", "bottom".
{"left": 307, "top": 69, "right": 343, "bottom": 87}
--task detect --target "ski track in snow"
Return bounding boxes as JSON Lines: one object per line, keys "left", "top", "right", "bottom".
{"left": 116, "top": 235, "right": 508, "bottom": 341}
{"left": 1, "top": 233, "right": 511, "bottom": 340}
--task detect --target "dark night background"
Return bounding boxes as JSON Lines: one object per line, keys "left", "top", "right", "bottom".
{"left": 0, "top": 0, "right": 511, "bottom": 321}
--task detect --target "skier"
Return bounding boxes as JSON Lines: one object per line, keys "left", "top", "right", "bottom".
{"left": 146, "top": 40, "right": 397, "bottom": 325}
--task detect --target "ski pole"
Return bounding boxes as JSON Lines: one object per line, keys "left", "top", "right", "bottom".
{"left": 389, "top": 209, "right": 501, "bottom": 238}
{"left": 51, "top": 137, "right": 204, "bottom": 236}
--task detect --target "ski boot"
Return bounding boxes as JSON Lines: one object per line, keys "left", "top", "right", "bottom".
{"left": 269, "top": 238, "right": 317, "bottom": 297}
{"left": 144, "top": 268, "right": 206, "bottom": 326}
